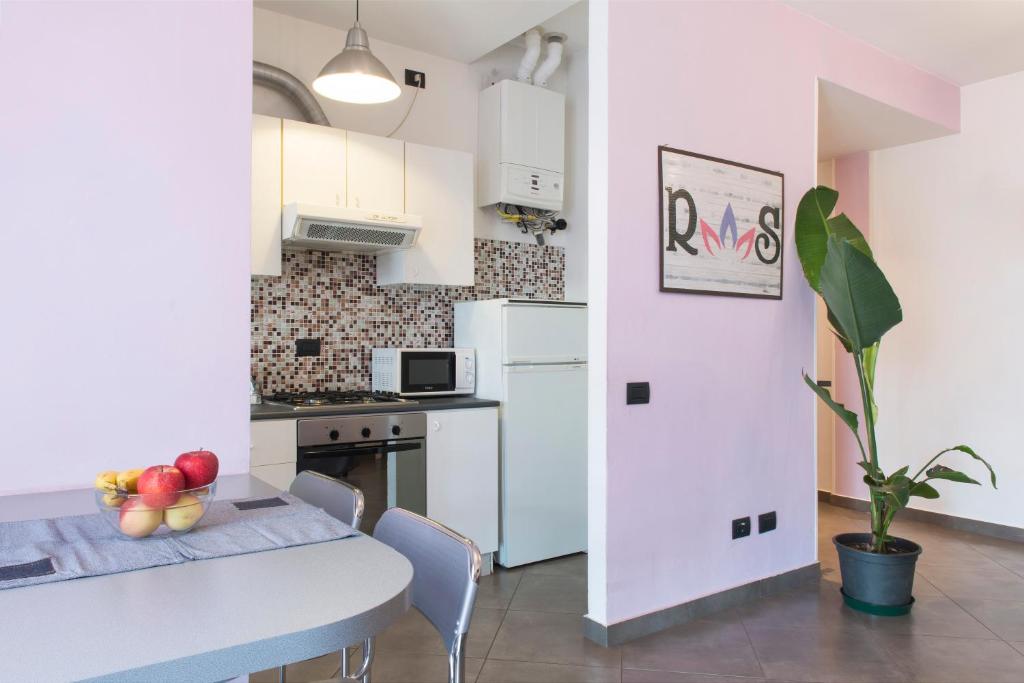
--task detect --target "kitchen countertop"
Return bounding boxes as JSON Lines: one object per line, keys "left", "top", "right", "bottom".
{"left": 250, "top": 395, "right": 500, "bottom": 420}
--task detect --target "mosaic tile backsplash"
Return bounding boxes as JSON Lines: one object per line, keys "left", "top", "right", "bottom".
{"left": 251, "top": 238, "right": 565, "bottom": 393}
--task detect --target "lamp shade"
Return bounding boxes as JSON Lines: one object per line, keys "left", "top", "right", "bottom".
{"left": 313, "top": 23, "right": 401, "bottom": 104}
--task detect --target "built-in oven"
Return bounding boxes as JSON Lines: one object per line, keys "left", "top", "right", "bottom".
{"left": 296, "top": 412, "right": 426, "bottom": 533}
{"left": 371, "top": 348, "right": 475, "bottom": 397}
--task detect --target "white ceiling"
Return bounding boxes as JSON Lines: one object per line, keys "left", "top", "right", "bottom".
{"left": 254, "top": 0, "right": 579, "bottom": 63}
{"left": 787, "top": 1, "right": 1024, "bottom": 85}
{"left": 817, "top": 80, "right": 954, "bottom": 160}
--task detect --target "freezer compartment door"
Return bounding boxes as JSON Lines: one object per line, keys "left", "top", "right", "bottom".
{"left": 502, "top": 303, "right": 586, "bottom": 365}
{"left": 499, "top": 363, "right": 587, "bottom": 567}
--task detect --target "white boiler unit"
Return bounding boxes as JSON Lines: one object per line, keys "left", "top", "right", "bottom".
{"left": 455, "top": 299, "right": 586, "bottom": 567}
{"left": 477, "top": 79, "right": 566, "bottom": 211}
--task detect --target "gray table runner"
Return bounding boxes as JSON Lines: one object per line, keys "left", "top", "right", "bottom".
{"left": 0, "top": 493, "right": 357, "bottom": 590}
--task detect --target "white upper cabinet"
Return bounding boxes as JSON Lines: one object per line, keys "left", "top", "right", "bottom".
{"left": 251, "top": 114, "right": 282, "bottom": 276}
{"left": 347, "top": 131, "right": 404, "bottom": 213}
{"left": 378, "top": 142, "right": 474, "bottom": 287}
{"left": 281, "top": 119, "right": 346, "bottom": 208}
{"left": 251, "top": 117, "right": 473, "bottom": 284}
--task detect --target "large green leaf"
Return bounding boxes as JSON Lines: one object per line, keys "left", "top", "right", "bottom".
{"left": 795, "top": 186, "right": 838, "bottom": 292}
{"left": 820, "top": 236, "right": 903, "bottom": 350}
{"left": 828, "top": 213, "right": 873, "bottom": 260}
{"left": 910, "top": 482, "right": 940, "bottom": 499}
{"left": 943, "top": 446, "right": 997, "bottom": 488}
{"left": 803, "top": 372, "right": 858, "bottom": 435}
{"left": 926, "top": 465, "right": 980, "bottom": 486}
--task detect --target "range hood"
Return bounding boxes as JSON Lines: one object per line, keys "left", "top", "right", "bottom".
{"left": 281, "top": 203, "right": 421, "bottom": 254}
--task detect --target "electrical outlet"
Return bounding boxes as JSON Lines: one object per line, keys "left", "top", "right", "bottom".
{"left": 405, "top": 69, "right": 426, "bottom": 88}
{"left": 732, "top": 517, "right": 751, "bottom": 539}
{"left": 758, "top": 511, "right": 777, "bottom": 534}
{"left": 295, "top": 338, "right": 321, "bottom": 357}
{"left": 626, "top": 382, "right": 650, "bottom": 405}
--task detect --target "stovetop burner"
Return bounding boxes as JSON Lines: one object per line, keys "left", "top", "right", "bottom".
{"left": 266, "top": 390, "right": 411, "bottom": 407}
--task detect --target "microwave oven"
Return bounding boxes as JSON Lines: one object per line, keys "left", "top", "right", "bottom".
{"left": 371, "top": 348, "right": 475, "bottom": 397}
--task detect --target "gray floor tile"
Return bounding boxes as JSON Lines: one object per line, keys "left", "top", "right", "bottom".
{"left": 622, "top": 619, "right": 763, "bottom": 678}
{"left": 955, "top": 597, "right": 1024, "bottom": 640}
{"left": 970, "top": 539, "right": 1024, "bottom": 577}
{"left": 917, "top": 563, "right": 1024, "bottom": 601}
{"left": 857, "top": 595, "right": 997, "bottom": 639}
{"left": 510, "top": 573, "right": 588, "bottom": 614}
{"left": 1012, "top": 641, "right": 1024, "bottom": 657}
{"left": 373, "top": 608, "right": 446, "bottom": 656}
{"left": 746, "top": 625, "right": 908, "bottom": 682}
{"left": 478, "top": 660, "right": 619, "bottom": 683}
{"left": 360, "top": 652, "right": 483, "bottom": 683}
{"left": 525, "top": 553, "right": 589, "bottom": 577}
{"left": 489, "top": 610, "right": 621, "bottom": 668}
{"left": 738, "top": 581, "right": 871, "bottom": 633}
{"left": 476, "top": 568, "right": 524, "bottom": 609}
{"left": 880, "top": 634, "right": 1024, "bottom": 683}
{"left": 623, "top": 672, "right": 768, "bottom": 683}
{"left": 467, "top": 607, "right": 507, "bottom": 657}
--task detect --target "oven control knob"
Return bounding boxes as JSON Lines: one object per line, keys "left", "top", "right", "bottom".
{"left": 391, "top": 425, "right": 401, "bottom": 436}
{"left": 361, "top": 427, "right": 371, "bottom": 439}
{"left": 329, "top": 429, "right": 339, "bottom": 441}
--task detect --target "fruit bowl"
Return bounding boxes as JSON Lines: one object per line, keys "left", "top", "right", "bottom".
{"left": 95, "top": 481, "right": 217, "bottom": 539}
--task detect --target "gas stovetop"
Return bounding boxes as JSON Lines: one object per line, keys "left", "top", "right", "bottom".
{"left": 264, "top": 390, "right": 414, "bottom": 408}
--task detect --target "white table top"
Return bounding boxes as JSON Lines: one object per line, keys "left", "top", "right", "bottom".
{"left": 0, "top": 474, "right": 413, "bottom": 682}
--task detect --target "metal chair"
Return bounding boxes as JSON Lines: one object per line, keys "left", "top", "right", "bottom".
{"left": 284, "top": 471, "right": 369, "bottom": 683}
{"left": 374, "top": 508, "right": 482, "bottom": 683}
{"left": 289, "top": 470, "right": 365, "bottom": 529}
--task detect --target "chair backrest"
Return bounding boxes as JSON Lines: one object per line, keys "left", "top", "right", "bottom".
{"left": 373, "top": 508, "right": 481, "bottom": 654}
{"left": 289, "top": 470, "right": 365, "bottom": 530}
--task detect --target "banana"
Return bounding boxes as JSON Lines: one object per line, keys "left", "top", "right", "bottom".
{"left": 95, "top": 471, "right": 118, "bottom": 492}
{"left": 116, "top": 468, "right": 145, "bottom": 493}
{"left": 102, "top": 492, "right": 126, "bottom": 508}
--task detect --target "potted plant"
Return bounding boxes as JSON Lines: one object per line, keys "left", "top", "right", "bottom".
{"left": 794, "top": 186, "right": 997, "bottom": 616}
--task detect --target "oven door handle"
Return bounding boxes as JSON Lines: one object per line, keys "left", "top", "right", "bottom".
{"left": 299, "top": 441, "right": 422, "bottom": 459}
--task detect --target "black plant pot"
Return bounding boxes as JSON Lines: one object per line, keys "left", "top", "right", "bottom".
{"left": 833, "top": 533, "right": 922, "bottom": 616}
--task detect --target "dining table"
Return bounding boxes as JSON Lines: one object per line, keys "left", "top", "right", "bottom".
{"left": 0, "top": 474, "right": 413, "bottom": 682}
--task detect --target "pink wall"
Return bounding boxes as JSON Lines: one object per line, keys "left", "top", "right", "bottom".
{"left": 831, "top": 152, "right": 872, "bottom": 500}
{"left": 0, "top": 1, "right": 252, "bottom": 494}
{"left": 602, "top": 1, "right": 958, "bottom": 624}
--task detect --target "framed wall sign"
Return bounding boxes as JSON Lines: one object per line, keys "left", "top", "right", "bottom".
{"left": 659, "top": 146, "right": 784, "bottom": 299}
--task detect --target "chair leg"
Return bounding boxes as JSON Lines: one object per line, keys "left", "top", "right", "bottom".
{"left": 447, "top": 633, "right": 468, "bottom": 683}
{"left": 340, "top": 646, "right": 349, "bottom": 679}
{"left": 278, "top": 664, "right": 287, "bottom": 683}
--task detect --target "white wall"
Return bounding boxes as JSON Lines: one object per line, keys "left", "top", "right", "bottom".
{"left": 0, "top": 1, "right": 252, "bottom": 495}
{"left": 870, "top": 70, "right": 1024, "bottom": 528}
{"left": 254, "top": 6, "right": 589, "bottom": 301}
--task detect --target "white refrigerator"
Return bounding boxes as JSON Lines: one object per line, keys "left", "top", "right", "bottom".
{"left": 454, "top": 299, "right": 587, "bottom": 567}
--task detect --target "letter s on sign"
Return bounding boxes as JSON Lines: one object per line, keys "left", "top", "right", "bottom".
{"left": 755, "top": 205, "right": 781, "bottom": 265}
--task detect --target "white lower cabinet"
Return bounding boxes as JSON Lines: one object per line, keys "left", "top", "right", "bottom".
{"left": 426, "top": 408, "right": 498, "bottom": 555}
{"left": 250, "top": 419, "right": 297, "bottom": 491}
{"left": 251, "top": 462, "right": 297, "bottom": 491}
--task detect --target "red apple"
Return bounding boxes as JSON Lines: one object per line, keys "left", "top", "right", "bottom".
{"left": 137, "top": 465, "right": 185, "bottom": 507}
{"left": 119, "top": 499, "right": 163, "bottom": 538}
{"left": 174, "top": 449, "right": 219, "bottom": 489}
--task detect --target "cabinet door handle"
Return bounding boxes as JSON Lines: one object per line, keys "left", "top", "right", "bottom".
{"left": 431, "top": 420, "right": 441, "bottom": 432}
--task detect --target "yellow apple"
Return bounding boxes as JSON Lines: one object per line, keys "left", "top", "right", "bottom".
{"left": 118, "top": 499, "right": 163, "bottom": 538}
{"left": 163, "top": 493, "right": 204, "bottom": 531}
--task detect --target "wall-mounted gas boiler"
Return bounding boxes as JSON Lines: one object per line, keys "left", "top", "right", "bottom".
{"left": 477, "top": 79, "right": 565, "bottom": 212}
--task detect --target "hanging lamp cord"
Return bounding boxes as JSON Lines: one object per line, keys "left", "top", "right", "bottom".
{"left": 387, "top": 72, "right": 422, "bottom": 137}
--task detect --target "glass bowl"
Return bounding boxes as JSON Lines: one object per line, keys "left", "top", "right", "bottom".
{"left": 95, "top": 481, "right": 217, "bottom": 539}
